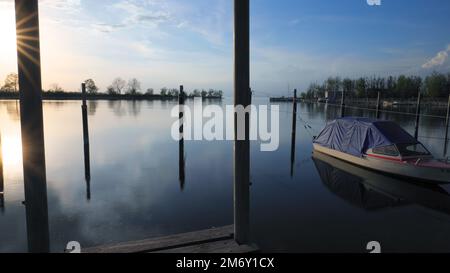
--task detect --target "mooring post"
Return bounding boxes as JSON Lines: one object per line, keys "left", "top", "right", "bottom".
{"left": 414, "top": 92, "right": 422, "bottom": 140}
{"left": 340, "top": 88, "right": 345, "bottom": 118}
{"left": 81, "top": 83, "right": 91, "bottom": 200}
{"left": 444, "top": 95, "right": 450, "bottom": 156}
{"left": 0, "top": 132, "right": 4, "bottom": 213}
{"left": 290, "top": 89, "right": 297, "bottom": 177}
{"left": 15, "top": 0, "right": 49, "bottom": 253}
{"left": 233, "top": 0, "right": 250, "bottom": 245}
{"left": 179, "top": 85, "right": 185, "bottom": 190}
{"left": 376, "top": 91, "right": 381, "bottom": 119}
{"left": 0, "top": 133, "right": 3, "bottom": 194}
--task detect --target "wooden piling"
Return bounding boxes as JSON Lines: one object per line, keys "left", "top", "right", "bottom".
{"left": 81, "top": 83, "right": 91, "bottom": 200}
{"left": 15, "top": 0, "right": 49, "bottom": 253}
{"left": 0, "top": 132, "right": 4, "bottom": 213}
{"left": 233, "top": 0, "right": 250, "bottom": 245}
{"left": 414, "top": 92, "right": 422, "bottom": 140}
{"left": 340, "top": 89, "right": 345, "bottom": 118}
{"left": 290, "top": 89, "right": 297, "bottom": 177}
{"left": 376, "top": 91, "right": 381, "bottom": 119}
{"left": 179, "top": 85, "right": 185, "bottom": 190}
{"left": 0, "top": 133, "right": 3, "bottom": 194}
{"left": 444, "top": 95, "right": 450, "bottom": 156}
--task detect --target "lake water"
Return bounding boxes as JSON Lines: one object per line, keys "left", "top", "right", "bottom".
{"left": 1, "top": 98, "right": 450, "bottom": 253}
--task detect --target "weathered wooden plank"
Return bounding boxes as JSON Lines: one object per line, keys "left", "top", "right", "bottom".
{"left": 84, "top": 225, "right": 234, "bottom": 253}
{"left": 152, "top": 239, "right": 258, "bottom": 253}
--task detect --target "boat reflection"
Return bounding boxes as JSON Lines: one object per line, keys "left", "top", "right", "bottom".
{"left": 313, "top": 151, "right": 450, "bottom": 214}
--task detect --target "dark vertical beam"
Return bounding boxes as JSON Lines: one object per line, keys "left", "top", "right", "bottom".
{"left": 444, "top": 95, "right": 450, "bottom": 157}
{"left": 414, "top": 92, "right": 422, "bottom": 140}
{"left": 375, "top": 91, "right": 381, "bottom": 119}
{"left": 179, "top": 85, "right": 185, "bottom": 191}
{"left": 81, "top": 83, "right": 91, "bottom": 200}
{"left": 0, "top": 132, "right": 4, "bottom": 213}
{"left": 290, "top": 89, "right": 297, "bottom": 177}
{"left": 340, "top": 88, "right": 345, "bottom": 118}
{"left": 15, "top": 0, "right": 49, "bottom": 253}
{"left": 233, "top": 0, "right": 250, "bottom": 245}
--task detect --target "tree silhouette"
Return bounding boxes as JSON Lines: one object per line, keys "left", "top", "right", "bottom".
{"left": 48, "top": 83, "right": 64, "bottom": 92}
{"left": 108, "top": 78, "right": 126, "bottom": 94}
{"left": 1, "top": 73, "right": 19, "bottom": 92}
{"left": 126, "top": 78, "right": 141, "bottom": 95}
{"left": 84, "top": 79, "right": 99, "bottom": 94}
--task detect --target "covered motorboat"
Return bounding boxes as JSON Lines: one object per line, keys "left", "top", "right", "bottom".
{"left": 313, "top": 117, "right": 450, "bottom": 184}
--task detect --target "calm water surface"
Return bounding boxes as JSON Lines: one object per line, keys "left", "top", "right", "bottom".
{"left": 1, "top": 98, "right": 450, "bottom": 253}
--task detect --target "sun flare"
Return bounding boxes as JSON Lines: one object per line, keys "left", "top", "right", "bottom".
{"left": 1, "top": 134, "right": 23, "bottom": 171}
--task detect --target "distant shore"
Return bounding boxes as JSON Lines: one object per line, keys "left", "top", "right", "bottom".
{"left": 0, "top": 91, "right": 222, "bottom": 101}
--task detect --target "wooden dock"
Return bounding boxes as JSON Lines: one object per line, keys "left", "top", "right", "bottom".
{"left": 84, "top": 225, "right": 258, "bottom": 253}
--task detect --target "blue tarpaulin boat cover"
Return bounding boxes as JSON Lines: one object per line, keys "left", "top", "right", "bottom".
{"left": 313, "top": 117, "right": 418, "bottom": 157}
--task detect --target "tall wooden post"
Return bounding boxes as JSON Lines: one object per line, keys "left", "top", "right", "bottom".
{"left": 15, "top": 0, "right": 49, "bottom": 253}
{"left": 233, "top": 0, "right": 250, "bottom": 245}
{"left": 179, "top": 85, "right": 185, "bottom": 191}
{"left": 375, "top": 91, "right": 381, "bottom": 119}
{"left": 0, "top": 133, "right": 3, "bottom": 194}
{"left": 444, "top": 95, "right": 450, "bottom": 157}
{"left": 81, "top": 83, "right": 91, "bottom": 200}
{"left": 0, "top": 132, "right": 4, "bottom": 213}
{"left": 340, "top": 88, "right": 345, "bottom": 118}
{"left": 290, "top": 89, "right": 297, "bottom": 177}
{"left": 414, "top": 92, "right": 422, "bottom": 140}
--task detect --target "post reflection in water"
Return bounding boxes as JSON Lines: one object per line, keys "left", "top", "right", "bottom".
{"left": 312, "top": 151, "right": 450, "bottom": 215}
{"left": 15, "top": 0, "right": 50, "bottom": 252}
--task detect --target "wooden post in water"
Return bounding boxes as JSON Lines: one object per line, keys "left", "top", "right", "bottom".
{"left": 444, "top": 95, "right": 450, "bottom": 157}
{"left": 414, "top": 92, "right": 422, "bottom": 140}
{"left": 179, "top": 85, "right": 185, "bottom": 191}
{"left": 15, "top": 0, "right": 49, "bottom": 253}
{"left": 0, "top": 133, "right": 4, "bottom": 213}
{"left": 376, "top": 91, "right": 381, "bottom": 119}
{"left": 81, "top": 83, "right": 91, "bottom": 200}
{"left": 340, "top": 88, "right": 345, "bottom": 118}
{"left": 233, "top": 0, "right": 250, "bottom": 245}
{"left": 0, "top": 133, "right": 3, "bottom": 194}
{"left": 290, "top": 89, "right": 297, "bottom": 177}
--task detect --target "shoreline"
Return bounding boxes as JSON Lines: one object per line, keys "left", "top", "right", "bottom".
{"left": 0, "top": 92, "right": 222, "bottom": 101}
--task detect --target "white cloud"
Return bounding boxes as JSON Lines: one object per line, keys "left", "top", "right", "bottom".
{"left": 422, "top": 45, "right": 450, "bottom": 69}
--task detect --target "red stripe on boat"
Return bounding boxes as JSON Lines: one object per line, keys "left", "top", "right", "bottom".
{"left": 367, "top": 154, "right": 402, "bottom": 162}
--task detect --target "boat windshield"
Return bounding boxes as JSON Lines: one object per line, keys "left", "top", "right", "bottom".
{"left": 372, "top": 145, "right": 399, "bottom": 157}
{"left": 396, "top": 143, "right": 430, "bottom": 157}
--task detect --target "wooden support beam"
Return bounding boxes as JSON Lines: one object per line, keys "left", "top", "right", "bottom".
{"left": 15, "top": 0, "right": 49, "bottom": 253}
{"left": 233, "top": 0, "right": 250, "bottom": 245}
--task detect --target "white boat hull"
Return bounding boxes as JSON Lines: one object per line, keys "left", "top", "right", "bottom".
{"left": 313, "top": 144, "right": 450, "bottom": 184}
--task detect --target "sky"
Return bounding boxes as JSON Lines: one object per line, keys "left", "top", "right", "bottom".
{"left": 0, "top": 0, "right": 449, "bottom": 96}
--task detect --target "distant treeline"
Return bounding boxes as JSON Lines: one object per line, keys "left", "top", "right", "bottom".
{"left": 0, "top": 74, "right": 223, "bottom": 99}
{"left": 0, "top": 91, "right": 223, "bottom": 101}
{"left": 301, "top": 72, "right": 450, "bottom": 99}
